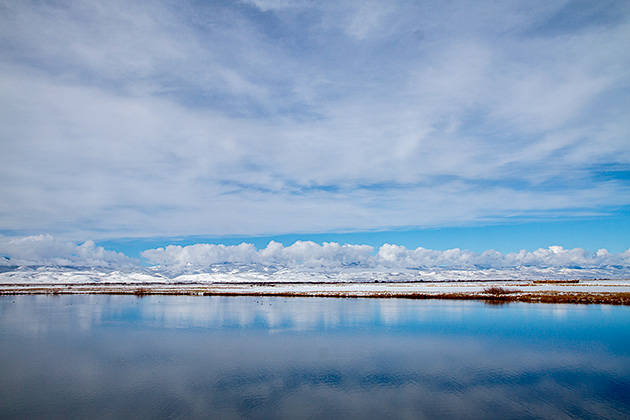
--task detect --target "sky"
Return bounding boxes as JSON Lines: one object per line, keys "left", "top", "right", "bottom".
{"left": 1, "top": 0, "right": 629, "bottom": 268}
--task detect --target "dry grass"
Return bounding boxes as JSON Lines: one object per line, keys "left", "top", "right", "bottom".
{"left": 532, "top": 279, "right": 580, "bottom": 284}
{"left": 482, "top": 286, "right": 518, "bottom": 295}
{"left": 2, "top": 283, "right": 630, "bottom": 305}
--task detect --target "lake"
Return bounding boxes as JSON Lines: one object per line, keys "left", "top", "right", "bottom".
{"left": 1, "top": 295, "right": 629, "bottom": 419}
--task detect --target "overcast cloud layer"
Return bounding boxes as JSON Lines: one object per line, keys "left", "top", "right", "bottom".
{"left": 1, "top": 0, "right": 630, "bottom": 239}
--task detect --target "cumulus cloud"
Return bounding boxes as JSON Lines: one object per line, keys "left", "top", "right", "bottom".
{"left": 142, "top": 241, "right": 374, "bottom": 268}
{"left": 2, "top": 236, "right": 629, "bottom": 280}
{"left": 141, "top": 241, "right": 630, "bottom": 271}
{"left": 376, "top": 244, "right": 630, "bottom": 270}
{"left": 141, "top": 243, "right": 260, "bottom": 267}
{"left": 0, "top": 235, "right": 137, "bottom": 267}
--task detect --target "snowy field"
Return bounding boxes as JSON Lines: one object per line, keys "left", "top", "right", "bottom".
{"left": 1, "top": 264, "right": 630, "bottom": 285}
{"left": 1, "top": 266, "right": 629, "bottom": 305}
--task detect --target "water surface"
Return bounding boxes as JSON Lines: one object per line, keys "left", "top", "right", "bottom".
{"left": 1, "top": 295, "right": 629, "bottom": 419}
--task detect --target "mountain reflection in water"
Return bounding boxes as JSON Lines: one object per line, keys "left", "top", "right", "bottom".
{"left": 1, "top": 295, "right": 629, "bottom": 419}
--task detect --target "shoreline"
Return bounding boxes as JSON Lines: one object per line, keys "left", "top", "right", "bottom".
{"left": 2, "top": 281, "right": 630, "bottom": 305}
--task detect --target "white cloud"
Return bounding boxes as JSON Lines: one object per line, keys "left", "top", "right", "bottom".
{"left": 1, "top": 236, "right": 628, "bottom": 280}
{"left": 0, "top": 1, "right": 629, "bottom": 239}
{"left": 376, "top": 244, "right": 630, "bottom": 270}
{"left": 241, "top": 0, "right": 308, "bottom": 12}
{"left": 142, "top": 241, "right": 374, "bottom": 268}
{"left": 259, "top": 241, "right": 374, "bottom": 265}
{"left": 141, "top": 243, "right": 259, "bottom": 267}
{"left": 0, "top": 235, "right": 136, "bottom": 267}
{"left": 141, "top": 241, "right": 630, "bottom": 272}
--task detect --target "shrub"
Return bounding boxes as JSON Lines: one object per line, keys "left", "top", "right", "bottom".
{"left": 483, "top": 286, "right": 517, "bottom": 295}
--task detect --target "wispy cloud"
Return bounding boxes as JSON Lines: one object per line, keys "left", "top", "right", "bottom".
{"left": 1, "top": 0, "right": 629, "bottom": 239}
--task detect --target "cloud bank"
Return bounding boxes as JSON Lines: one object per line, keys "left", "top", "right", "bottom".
{"left": 141, "top": 241, "right": 374, "bottom": 267}
{"left": 1, "top": 236, "right": 629, "bottom": 280}
{"left": 141, "top": 241, "right": 630, "bottom": 271}
{"left": 0, "top": 235, "right": 136, "bottom": 267}
{"left": 2, "top": 235, "right": 628, "bottom": 272}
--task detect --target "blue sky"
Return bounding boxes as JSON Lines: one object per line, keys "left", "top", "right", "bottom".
{"left": 1, "top": 0, "right": 629, "bottom": 259}
{"left": 96, "top": 215, "right": 630, "bottom": 261}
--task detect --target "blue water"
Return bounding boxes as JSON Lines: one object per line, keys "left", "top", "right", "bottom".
{"left": 1, "top": 295, "right": 629, "bottom": 419}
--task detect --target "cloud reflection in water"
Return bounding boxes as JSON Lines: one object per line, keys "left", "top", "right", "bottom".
{"left": 1, "top": 296, "right": 629, "bottom": 419}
